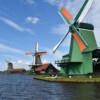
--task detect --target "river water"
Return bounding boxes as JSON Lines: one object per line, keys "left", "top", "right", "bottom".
{"left": 0, "top": 74, "right": 100, "bottom": 100}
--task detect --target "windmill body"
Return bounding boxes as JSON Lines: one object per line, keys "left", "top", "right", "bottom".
{"left": 33, "top": 55, "right": 42, "bottom": 65}
{"left": 8, "top": 63, "right": 13, "bottom": 71}
{"left": 32, "top": 42, "right": 42, "bottom": 65}
{"left": 53, "top": 0, "right": 100, "bottom": 75}
{"left": 6, "top": 58, "right": 13, "bottom": 71}
{"left": 56, "top": 23, "right": 98, "bottom": 75}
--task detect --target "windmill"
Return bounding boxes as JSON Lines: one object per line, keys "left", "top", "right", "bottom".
{"left": 53, "top": 0, "right": 99, "bottom": 75}
{"left": 25, "top": 42, "right": 47, "bottom": 71}
{"left": 6, "top": 58, "right": 13, "bottom": 71}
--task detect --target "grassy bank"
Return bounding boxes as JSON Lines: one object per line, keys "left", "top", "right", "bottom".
{"left": 0, "top": 70, "right": 33, "bottom": 75}
{"left": 34, "top": 75, "right": 100, "bottom": 82}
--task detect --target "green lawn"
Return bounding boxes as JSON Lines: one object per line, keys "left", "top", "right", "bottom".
{"left": 34, "top": 75, "right": 100, "bottom": 82}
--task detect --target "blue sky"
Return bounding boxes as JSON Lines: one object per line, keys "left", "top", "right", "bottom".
{"left": 0, "top": 0, "right": 100, "bottom": 71}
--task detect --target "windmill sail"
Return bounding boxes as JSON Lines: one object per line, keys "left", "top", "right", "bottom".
{"left": 25, "top": 52, "right": 34, "bottom": 55}
{"left": 53, "top": 0, "right": 93, "bottom": 53}
{"left": 59, "top": 7, "right": 88, "bottom": 48}
{"left": 75, "top": 0, "right": 94, "bottom": 22}
{"left": 71, "top": 25, "right": 88, "bottom": 48}
{"left": 38, "top": 52, "right": 47, "bottom": 55}
{"left": 35, "top": 42, "right": 38, "bottom": 52}
{"left": 72, "top": 33, "right": 86, "bottom": 51}
{"left": 53, "top": 30, "right": 70, "bottom": 53}
{"left": 59, "top": 8, "right": 72, "bottom": 24}
{"left": 60, "top": 7, "right": 73, "bottom": 20}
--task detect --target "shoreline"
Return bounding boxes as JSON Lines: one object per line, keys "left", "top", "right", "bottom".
{"left": 34, "top": 75, "right": 100, "bottom": 83}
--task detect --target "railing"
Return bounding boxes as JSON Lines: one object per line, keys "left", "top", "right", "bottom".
{"left": 55, "top": 59, "right": 69, "bottom": 64}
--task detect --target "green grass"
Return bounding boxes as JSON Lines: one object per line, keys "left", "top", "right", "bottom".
{"left": 0, "top": 70, "right": 33, "bottom": 75}
{"left": 34, "top": 75, "right": 100, "bottom": 82}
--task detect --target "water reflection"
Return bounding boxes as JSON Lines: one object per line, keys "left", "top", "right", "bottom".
{"left": 0, "top": 74, "right": 100, "bottom": 100}
{"left": 53, "top": 82, "right": 100, "bottom": 100}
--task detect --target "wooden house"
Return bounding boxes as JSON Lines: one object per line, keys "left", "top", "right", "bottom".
{"left": 35, "top": 63, "right": 58, "bottom": 74}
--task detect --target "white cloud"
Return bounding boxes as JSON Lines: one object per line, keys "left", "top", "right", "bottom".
{"left": 45, "top": 47, "right": 64, "bottom": 60}
{"left": 0, "top": 43, "right": 25, "bottom": 55}
{"left": 26, "top": 0, "right": 35, "bottom": 4}
{"left": 44, "top": 0, "right": 82, "bottom": 11}
{"left": 0, "top": 59, "right": 31, "bottom": 71}
{"left": 89, "top": 0, "right": 100, "bottom": 46}
{"left": 0, "top": 17, "right": 34, "bottom": 35}
{"left": 44, "top": 0, "right": 59, "bottom": 6}
{"left": 3, "top": 55, "right": 20, "bottom": 60}
{"left": 61, "top": 34, "right": 71, "bottom": 47}
{"left": 21, "top": 0, "right": 35, "bottom": 5}
{"left": 43, "top": 60, "right": 48, "bottom": 64}
{"left": 52, "top": 23, "right": 71, "bottom": 47}
{"left": 52, "top": 24, "right": 68, "bottom": 35}
{"left": 13, "top": 60, "right": 31, "bottom": 70}
{"left": 0, "top": 63, "right": 6, "bottom": 71}
{"left": 26, "top": 17, "right": 40, "bottom": 24}
{"left": 43, "top": 47, "right": 66, "bottom": 70}
{"left": 44, "top": 0, "right": 65, "bottom": 9}
{"left": 18, "top": 60, "right": 22, "bottom": 63}
{"left": 0, "top": 17, "right": 24, "bottom": 31}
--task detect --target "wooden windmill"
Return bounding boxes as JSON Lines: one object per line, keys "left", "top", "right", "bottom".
{"left": 53, "top": 0, "right": 100, "bottom": 75}
{"left": 25, "top": 42, "right": 47, "bottom": 70}
{"left": 6, "top": 58, "right": 13, "bottom": 71}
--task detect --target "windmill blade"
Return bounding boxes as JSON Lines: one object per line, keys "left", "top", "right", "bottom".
{"left": 35, "top": 42, "right": 38, "bottom": 53}
{"left": 9, "top": 58, "right": 11, "bottom": 62}
{"left": 5, "top": 60, "right": 8, "bottom": 63}
{"left": 37, "top": 52, "right": 47, "bottom": 55}
{"left": 74, "top": 0, "right": 94, "bottom": 23}
{"left": 25, "top": 52, "right": 34, "bottom": 55}
{"left": 53, "top": 30, "right": 70, "bottom": 53}
{"left": 78, "top": 0, "right": 94, "bottom": 22}
{"left": 71, "top": 25, "right": 88, "bottom": 48}
{"left": 33, "top": 55, "right": 36, "bottom": 64}
{"left": 72, "top": 32, "right": 86, "bottom": 52}
{"left": 59, "top": 7, "right": 73, "bottom": 25}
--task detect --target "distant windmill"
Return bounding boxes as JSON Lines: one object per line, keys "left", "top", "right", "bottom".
{"left": 25, "top": 42, "right": 47, "bottom": 66}
{"left": 6, "top": 58, "right": 13, "bottom": 71}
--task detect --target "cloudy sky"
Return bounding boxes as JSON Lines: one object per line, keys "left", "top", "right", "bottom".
{"left": 0, "top": 0, "right": 100, "bottom": 71}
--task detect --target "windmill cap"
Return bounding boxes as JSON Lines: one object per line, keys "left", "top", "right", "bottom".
{"left": 79, "top": 23, "right": 94, "bottom": 30}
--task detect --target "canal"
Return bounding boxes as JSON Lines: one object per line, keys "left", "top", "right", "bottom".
{"left": 0, "top": 74, "right": 100, "bottom": 100}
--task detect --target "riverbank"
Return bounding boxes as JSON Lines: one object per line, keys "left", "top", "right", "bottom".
{"left": 34, "top": 75, "right": 100, "bottom": 82}
{"left": 0, "top": 71, "right": 33, "bottom": 75}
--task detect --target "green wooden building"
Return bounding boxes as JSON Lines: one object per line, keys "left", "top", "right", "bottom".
{"left": 55, "top": 23, "right": 100, "bottom": 75}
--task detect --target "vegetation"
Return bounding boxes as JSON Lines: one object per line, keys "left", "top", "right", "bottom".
{"left": 22, "top": 70, "right": 33, "bottom": 75}
{"left": 34, "top": 75, "right": 100, "bottom": 82}
{"left": 0, "top": 70, "right": 33, "bottom": 75}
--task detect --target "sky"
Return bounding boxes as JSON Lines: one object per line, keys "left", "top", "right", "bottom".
{"left": 0, "top": 0, "right": 100, "bottom": 71}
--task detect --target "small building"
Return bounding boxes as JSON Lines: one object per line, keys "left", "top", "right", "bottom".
{"left": 35, "top": 63, "right": 58, "bottom": 74}
{"left": 11, "top": 68, "right": 26, "bottom": 73}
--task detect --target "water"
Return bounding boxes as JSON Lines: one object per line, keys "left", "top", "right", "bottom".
{"left": 0, "top": 74, "right": 100, "bottom": 100}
